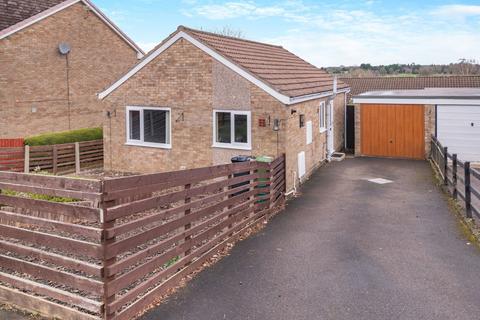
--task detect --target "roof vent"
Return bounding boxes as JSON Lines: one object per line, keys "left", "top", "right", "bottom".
{"left": 58, "top": 42, "right": 71, "bottom": 55}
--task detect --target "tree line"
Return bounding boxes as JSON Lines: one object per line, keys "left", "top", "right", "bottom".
{"left": 327, "top": 59, "right": 480, "bottom": 77}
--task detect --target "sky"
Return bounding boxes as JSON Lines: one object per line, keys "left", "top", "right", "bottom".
{"left": 95, "top": 0, "right": 480, "bottom": 68}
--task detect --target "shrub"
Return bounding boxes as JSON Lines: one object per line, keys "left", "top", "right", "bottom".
{"left": 24, "top": 127, "right": 103, "bottom": 146}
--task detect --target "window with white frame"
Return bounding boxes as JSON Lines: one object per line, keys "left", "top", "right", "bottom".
{"left": 126, "top": 106, "right": 171, "bottom": 148}
{"left": 319, "top": 101, "right": 326, "bottom": 132}
{"left": 213, "top": 110, "right": 251, "bottom": 150}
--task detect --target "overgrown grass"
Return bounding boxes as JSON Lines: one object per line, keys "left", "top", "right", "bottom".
{"left": 24, "top": 127, "right": 103, "bottom": 146}
{"left": 164, "top": 256, "right": 179, "bottom": 268}
{"left": 1, "top": 189, "right": 77, "bottom": 203}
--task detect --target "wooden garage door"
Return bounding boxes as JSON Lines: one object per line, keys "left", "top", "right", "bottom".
{"left": 361, "top": 104, "right": 425, "bottom": 159}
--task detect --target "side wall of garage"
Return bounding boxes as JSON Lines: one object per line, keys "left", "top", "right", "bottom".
{"left": 354, "top": 104, "right": 435, "bottom": 159}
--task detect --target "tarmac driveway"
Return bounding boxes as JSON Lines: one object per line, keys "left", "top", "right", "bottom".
{"left": 141, "top": 158, "right": 480, "bottom": 320}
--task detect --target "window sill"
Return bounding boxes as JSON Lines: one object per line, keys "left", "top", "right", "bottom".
{"left": 319, "top": 128, "right": 327, "bottom": 133}
{"left": 125, "top": 142, "right": 172, "bottom": 149}
{"left": 212, "top": 143, "right": 252, "bottom": 151}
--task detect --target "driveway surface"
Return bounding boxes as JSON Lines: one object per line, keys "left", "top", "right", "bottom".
{"left": 143, "top": 158, "right": 477, "bottom": 319}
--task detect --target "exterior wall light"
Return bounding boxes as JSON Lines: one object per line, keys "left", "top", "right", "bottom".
{"left": 273, "top": 119, "right": 280, "bottom": 131}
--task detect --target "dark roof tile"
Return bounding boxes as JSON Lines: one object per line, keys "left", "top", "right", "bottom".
{"left": 182, "top": 26, "right": 348, "bottom": 98}
{"left": 0, "top": 0, "right": 66, "bottom": 31}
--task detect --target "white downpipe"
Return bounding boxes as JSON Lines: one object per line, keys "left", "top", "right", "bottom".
{"left": 285, "top": 171, "right": 297, "bottom": 196}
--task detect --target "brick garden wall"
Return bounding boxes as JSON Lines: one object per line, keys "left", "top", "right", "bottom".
{"left": 0, "top": 2, "right": 139, "bottom": 138}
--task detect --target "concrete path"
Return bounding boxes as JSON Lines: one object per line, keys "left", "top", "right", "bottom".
{"left": 142, "top": 158, "right": 480, "bottom": 320}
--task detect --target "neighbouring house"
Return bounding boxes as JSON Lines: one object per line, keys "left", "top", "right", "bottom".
{"left": 0, "top": 0, "right": 144, "bottom": 138}
{"left": 352, "top": 88, "right": 480, "bottom": 161}
{"left": 99, "top": 26, "right": 350, "bottom": 192}
{"left": 340, "top": 75, "right": 480, "bottom": 151}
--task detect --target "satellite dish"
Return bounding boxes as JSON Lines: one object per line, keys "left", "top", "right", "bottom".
{"left": 58, "top": 42, "right": 71, "bottom": 55}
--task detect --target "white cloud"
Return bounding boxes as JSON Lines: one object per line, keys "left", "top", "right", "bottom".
{"left": 265, "top": 29, "right": 480, "bottom": 66}
{"left": 432, "top": 4, "right": 480, "bottom": 17}
{"left": 180, "top": 1, "right": 480, "bottom": 65}
{"left": 184, "top": 1, "right": 309, "bottom": 20}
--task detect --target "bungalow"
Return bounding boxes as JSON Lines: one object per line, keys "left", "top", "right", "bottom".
{"left": 0, "top": 0, "right": 144, "bottom": 138}
{"left": 99, "top": 26, "right": 350, "bottom": 192}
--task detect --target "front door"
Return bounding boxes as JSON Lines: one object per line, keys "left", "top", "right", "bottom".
{"left": 326, "top": 100, "right": 334, "bottom": 157}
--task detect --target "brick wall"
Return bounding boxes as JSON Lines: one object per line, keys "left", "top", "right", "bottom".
{"left": 0, "top": 2, "right": 139, "bottom": 138}
{"left": 354, "top": 104, "right": 361, "bottom": 156}
{"left": 282, "top": 93, "right": 347, "bottom": 191}
{"left": 424, "top": 105, "right": 435, "bottom": 157}
{"left": 333, "top": 92, "right": 347, "bottom": 151}
{"left": 284, "top": 99, "right": 326, "bottom": 191}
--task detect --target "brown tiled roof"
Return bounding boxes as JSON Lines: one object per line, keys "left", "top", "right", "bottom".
{"left": 0, "top": 0, "right": 66, "bottom": 31}
{"left": 340, "top": 76, "right": 480, "bottom": 100}
{"left": 181, "top": 26, "right": 349, "bottom": 98}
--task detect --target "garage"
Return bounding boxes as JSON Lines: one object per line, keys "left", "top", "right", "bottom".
{"left": 353, "top": 88, "right": 480, "bottom": 161}
{"left": 437, "top": 105, "right": 480, "bottom": 161}
{"left": 361, "top": 104, "right": 424, "bottom": 159}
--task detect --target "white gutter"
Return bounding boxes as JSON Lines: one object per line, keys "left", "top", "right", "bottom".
{"left": 288, "top": 88, "right": 350, "bottom": 105}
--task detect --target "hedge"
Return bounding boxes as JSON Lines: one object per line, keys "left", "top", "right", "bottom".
{"left": 24, "top": 127, "right": 103, "bottom": 146}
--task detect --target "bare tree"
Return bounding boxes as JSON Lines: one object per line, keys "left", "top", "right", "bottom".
{"left": 453, "top": 58, "right": 480, "bottom": 75}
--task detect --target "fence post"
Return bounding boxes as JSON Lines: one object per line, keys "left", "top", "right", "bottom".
{"left": 452, "top": 154, "right": 458, "bottom": 199}
{"left": 52, "top": 145, "right": 58, "bottom": 175}
{"left": 100, "top": 185, "right": 117, "bottom": 320}
{"left": 184, "top": 183, "right": 192, "bottom": 259}
{"left": 24, "top": 145, "right": 29, "bottom": 173}
{"left": 75, "top": 142, "right": 80, "bottom": 174}
{"left": 430, "top": 136, "right": 434, "bottom": 159}
{"left": 443, "top": 146, "right": 448, "bottom": 185}
{"left": 464, "top": 162, "right": 472, "bottom": 219}
{"left": 268, "top": 161, "right": 274, "bottom": 210}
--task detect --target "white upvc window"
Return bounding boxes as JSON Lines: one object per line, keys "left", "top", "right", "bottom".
{"left": 319, "top": 101, "right": 326, "bottom": 132}
{"left": 213, "top": 110, "right": 251, "bottom": 150}
{"left": 126, "top": 106, "right": 171, "bottom": 149}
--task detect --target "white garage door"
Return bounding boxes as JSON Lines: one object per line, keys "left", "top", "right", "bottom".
{"left": 437, "top": 105, "right": 480, "bottom": 161}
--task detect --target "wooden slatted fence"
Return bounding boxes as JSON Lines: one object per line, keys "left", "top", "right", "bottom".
{"left": 0, "top": 172, "right": 103, "bottom": 319}
{"left": 0, "top": 139, "right": 25, "bottom": 172}
{"left": 28, "top": 139, "right": 103, "bottom": 174}
{"left": 431, "top": 135, "right": 480, "bottom": 219}
{"left": 0, "top": 155, "right": 286, "bottom": 320}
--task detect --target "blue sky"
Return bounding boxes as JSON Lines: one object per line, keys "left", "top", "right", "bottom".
{"left": 96, "top": 0, "right": 480, "bottom": 67}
